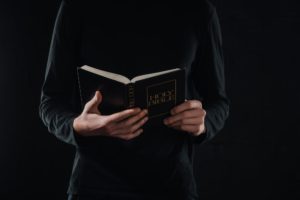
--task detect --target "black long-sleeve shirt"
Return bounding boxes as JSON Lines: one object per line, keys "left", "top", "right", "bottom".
{"left": 39, "top": 1, "right": 230, "bottom": 199}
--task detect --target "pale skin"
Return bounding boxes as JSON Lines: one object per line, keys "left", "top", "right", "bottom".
{"left": 164, "top": 99, "right": 207, "bottom": 136}
{"left": 73, "top": 91, "right": 206, "bottom": 140}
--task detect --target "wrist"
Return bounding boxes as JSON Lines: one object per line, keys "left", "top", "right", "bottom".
{"left": 73, "top": 115, "right": 83, "bottom": 135}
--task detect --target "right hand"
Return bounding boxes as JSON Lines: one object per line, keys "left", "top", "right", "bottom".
{"left": 73, "top": 91, "right": 148, "bottom": 140}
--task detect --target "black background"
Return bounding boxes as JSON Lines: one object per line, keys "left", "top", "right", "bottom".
{"left": 0, "top": 1, "right": 299, "bottom": 199}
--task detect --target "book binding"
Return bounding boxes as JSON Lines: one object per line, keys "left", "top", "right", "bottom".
{"left": 128, "top": 83, "right": 135, "bottom": 108}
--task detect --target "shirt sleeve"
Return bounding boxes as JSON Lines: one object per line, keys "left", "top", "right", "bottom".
{"left": 191, "top": 5, "right": 230, "bottom": 143}
{"left": 39, "top": 0, "right": 83, "bottom": 147}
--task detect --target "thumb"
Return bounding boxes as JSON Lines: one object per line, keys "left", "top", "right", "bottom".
{"left": 83, "top": 90, "right": 102, "bottom": 114}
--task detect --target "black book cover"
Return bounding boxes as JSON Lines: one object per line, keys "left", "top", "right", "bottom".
{"left": 77, "top": 65, "right": 186, "bottom": 126}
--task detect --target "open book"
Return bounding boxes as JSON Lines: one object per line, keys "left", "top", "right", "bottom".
{"left": 77, "top": 65, "right": 186, "bottom": 125}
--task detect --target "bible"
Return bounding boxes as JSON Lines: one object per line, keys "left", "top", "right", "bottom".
{"left": 77, "top": 65, "right": 186, "bottom": 125}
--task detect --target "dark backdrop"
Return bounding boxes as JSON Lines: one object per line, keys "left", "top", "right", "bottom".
{"left": 0, "top": 1, "right": 299, "bottom": 199}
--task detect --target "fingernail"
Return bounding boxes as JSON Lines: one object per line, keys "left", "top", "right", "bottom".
{"left": 144, "top": 109, "right": 148, "bottom": 114}
{"left": 144, "top": 117, "right": 149, "bottom": 122}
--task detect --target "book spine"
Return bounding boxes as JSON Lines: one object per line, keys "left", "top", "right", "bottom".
{"left": 76, "top": 68, "right": 84, "bottom": 109}
{"left": 127, "top": 83, "right": 135, "bottom": 108}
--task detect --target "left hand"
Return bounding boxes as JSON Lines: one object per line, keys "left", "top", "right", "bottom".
{"left": 163, "top": 100, "right": 206, "bottom": 136}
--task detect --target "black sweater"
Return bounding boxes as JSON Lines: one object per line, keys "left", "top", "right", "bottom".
{"left": 39, "top": 1, "right": 230, "bottom": 199}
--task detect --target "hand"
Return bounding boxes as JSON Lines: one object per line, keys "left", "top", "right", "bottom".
{"left": 163, "top": 100, "right": 206, "bottom": 136}
{"left": 73, "top": 91, "right": 148, "bottom": 140}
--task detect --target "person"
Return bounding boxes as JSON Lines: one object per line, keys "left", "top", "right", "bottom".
{"left": 39, "top": 0, "right": 230, "bottom": 199}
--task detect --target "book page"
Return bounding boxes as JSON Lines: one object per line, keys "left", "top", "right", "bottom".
{"left": 131, "top": 68, "right": 181, "bottom": 83}
{"left": 81, "top": 65, "right": 130, "bottom": 84}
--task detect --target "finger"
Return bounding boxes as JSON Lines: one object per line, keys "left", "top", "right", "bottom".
{"left": 164, "top": 109, "right": 203, "bottom": 125}
{"left": 115, "top": 109, "right": 148, "bottom": 129}
{"left": 173, "top": 124, "right": 200, "bottom": 134}
{"left": 113, "top": 116, "right": 148, "bottom": 135}
{"left": 103, "top": 108, "right": 144, "bottom": 134}
{"left": 168, "top": 117, "right": 203, "bottom": 127}
{"left": 89, "top": 91, "right": 103, "bottom": 114}
{"left": 171, "top": 100, "right": 202, "bottom": 115}
{"left": 106, "top": 107, "right": 141, "bottom": 123}
{"left": 83, "top": 91, "right": 102, "bottom": 114}
{"left": 114, "top": 129, "right": 144, "bottom": 141}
